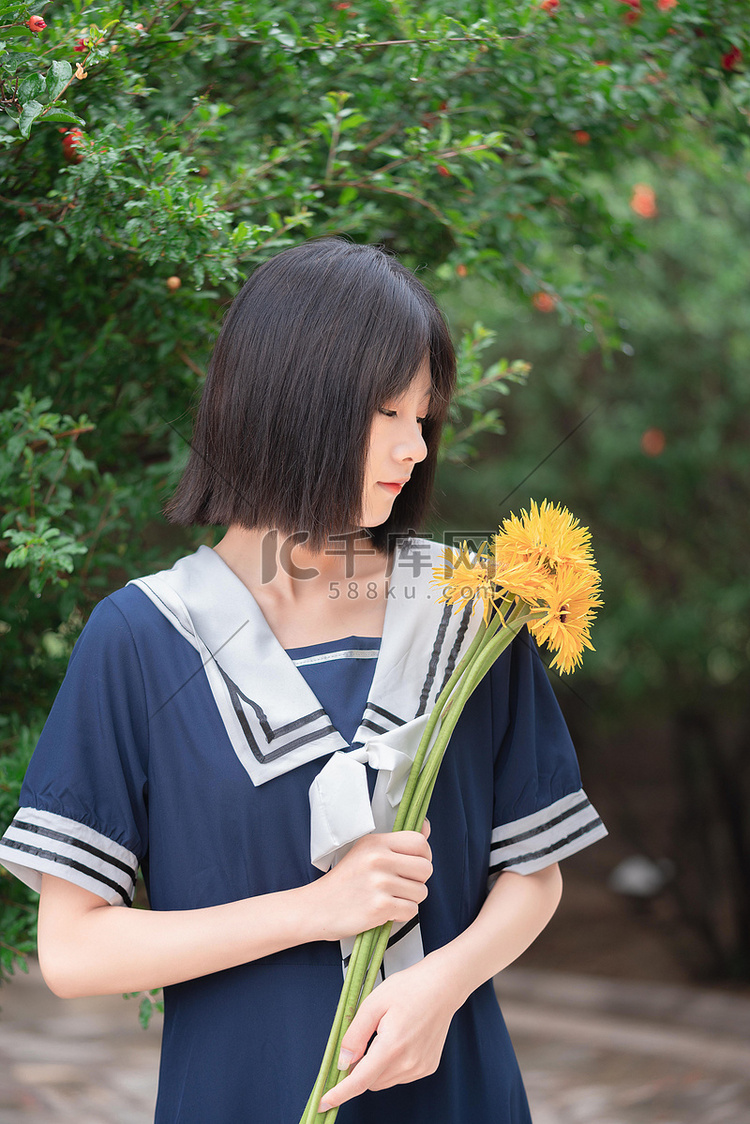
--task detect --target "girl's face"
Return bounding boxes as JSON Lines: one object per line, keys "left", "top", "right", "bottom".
{"left": 360, "top": 357, "right": 431, "bottom": 528}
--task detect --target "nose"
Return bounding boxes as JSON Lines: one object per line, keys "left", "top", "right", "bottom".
{"left": 395, "top": 419, "right": 428, "bottom": 465}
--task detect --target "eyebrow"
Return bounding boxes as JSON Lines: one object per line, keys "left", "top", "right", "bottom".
{"left": 385, "top": 387, "right": 432, "bottom": 405}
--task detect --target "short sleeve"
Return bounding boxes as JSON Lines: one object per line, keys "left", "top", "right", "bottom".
{"left": 0, "top": 597, "right": 149, "bottom": 906}
{"left": 488, "top": 631, "right": 607, "bottom": 882}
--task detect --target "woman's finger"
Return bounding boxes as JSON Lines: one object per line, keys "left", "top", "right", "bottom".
{"left": 337, "top": 993, "right": 383, "bottom": 1073}
{"left": 318, "top": 992, "right": 388, "bottom": 1112}
{"left": 319, "top": 1033, "right": 389, "bottom": 1112}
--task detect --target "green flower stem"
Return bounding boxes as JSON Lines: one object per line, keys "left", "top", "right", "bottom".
{"left": 314, "top": 921, "right": 388, "bottom": 1124}
{"left": 302, "top": 602, "right": 532, "bottom": 1123}
{"left": 309, "top": 611, "right": 533, "bottom": 1122}
{"left": 392, "top": 612, "right": 492, "bottom": 832}
{"left": 343, "top": 929, "right": 377, "bottom": 1023}
{"left": 344, "top": 615, "right": 538, "bottom": 1067}
{"left": 303, "top": 917, "right": 396, "bottom": 1123}
{"left": 299, "top": 928, "right": 373, "bottom": 1124}
{"left": 405, "top": 609, "right": 533, "bottom": 831}
{"left": 409, "top": 617, "right": 530, "bottom": 831}
{"left": 360, "top": 918, "right": 392, "bottom": 1000}
{"left": 336, "top": 617, "right": 507, "bottom": 1025}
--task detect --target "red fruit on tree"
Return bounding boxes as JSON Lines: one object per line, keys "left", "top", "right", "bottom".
{"left": 721, "top": 46, "right": 742, "bottom": 72}
{"left": 619, "top": 0, "right": 641, "bottom": 21}
{"left": 540, "top": 0, "right": 560, "bottom": 11}
{"left": 656, "top": 0, "right": 677, "bottom": 9}
{"left": 436, "top": 164, "right": 451, "bottom": 178}
{"left": 640, "top": 428, "right": 666, "bottom": 457}
{"left": 62, "top": 129, "right": 85, "bottom": 164}
{"left": 630, "top": 183, "right": 657, "bottom": 218}
{"left": 532, "top": 291, "right": 557, "bottom": 313}
{"left": 456, "top": 263, "right": 468, "bottom": 278}
{"left": 166, "top": 276, "right": 182, "bottom": 292}
{"left": 26, "top": 15, "right": 46, "bottom": 32}
{"left": 573, "top": 130, "right": 591, "bottom": 145}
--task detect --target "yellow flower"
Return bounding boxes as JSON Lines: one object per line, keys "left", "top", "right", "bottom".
{"left": 437, "top": 502, "right": 603, "bottom": 673}
{"left": 527, "top": 565, "right": 603, "bottom": 674}
{"left": 493, "top": 500, "right": 594, "bottom": 577}
{"left": 435, "top": 543, "right": 506, "bottom": 624}
{"left": 490, "top": 555, "right": 556, "bottom": 607}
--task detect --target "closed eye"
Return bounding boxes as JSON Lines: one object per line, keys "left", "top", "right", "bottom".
{"left": 378, "top": 408, "right": 429, "bottom": 424}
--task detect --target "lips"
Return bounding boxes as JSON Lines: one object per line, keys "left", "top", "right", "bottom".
{"left": 377, "top": 478, "right": 413, "bottom": 496}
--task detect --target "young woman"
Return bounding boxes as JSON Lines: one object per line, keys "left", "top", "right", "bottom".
{"left": 0, "top": 238, "right": 607, "bottom": 1123}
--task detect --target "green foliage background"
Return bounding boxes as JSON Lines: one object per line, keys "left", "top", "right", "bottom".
{"left": 439, "top": 142, "right": 750, "bottom": 978}
{"left": 1, "top": 0, "right": 749, "bottom": 986}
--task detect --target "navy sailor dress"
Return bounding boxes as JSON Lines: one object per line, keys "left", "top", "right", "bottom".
{"left": 0, "top": 539, "right": 607, "bottom": 1123}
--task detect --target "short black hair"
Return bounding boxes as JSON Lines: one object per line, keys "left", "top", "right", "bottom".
{"left": 165, "top": 237, "right": 456, "bottom": 552}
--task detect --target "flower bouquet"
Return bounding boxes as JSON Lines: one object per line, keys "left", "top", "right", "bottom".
{"left": 300, "top": 501, "right": 602, "bottom": 1123}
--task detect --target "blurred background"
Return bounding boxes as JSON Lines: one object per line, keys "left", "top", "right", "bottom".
{"left": 437, "top": 147, "right": 750, "bottom": 990}
{"left": 1, "top": 1, "right": 749, "bottom": 1121}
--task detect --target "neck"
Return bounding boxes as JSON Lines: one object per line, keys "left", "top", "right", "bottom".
{"left": 213, "top": 524, "right": 391, "bottom": 603}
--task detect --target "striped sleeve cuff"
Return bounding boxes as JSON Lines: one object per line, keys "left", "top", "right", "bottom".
{"left": 489, "top": 788, "right": 607, "bottom": 880}
{"left": 0, "top": 808, "right": 139, "bottom": 906}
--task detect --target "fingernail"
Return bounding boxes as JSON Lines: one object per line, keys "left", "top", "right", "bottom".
{"left": 338, "top": 1047, "right": 354, "bottom": 1069}
{"left": 319, "top": 1099, "right": 332, "bottom": 1113}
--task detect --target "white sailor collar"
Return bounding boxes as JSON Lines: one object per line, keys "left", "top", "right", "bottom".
{"left": 129, "top": 538, "right": 480, "bottom": 787}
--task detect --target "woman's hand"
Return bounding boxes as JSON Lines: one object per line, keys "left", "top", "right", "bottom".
{"left": 311, "top": 821, "right": 432, "bottom": 941}
{"left": 316, "top": 862, "right": 565, "bottom": 1114}
{"left": 317, "top": 953, "right": 459, "bottom": 1113}
{"left": 35, "top": 820, "right": 433, "bottom": 999}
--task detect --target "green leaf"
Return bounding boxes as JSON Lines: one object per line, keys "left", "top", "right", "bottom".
{"left": 46, "top": 59, "right": 73, "bottom": 103}
{"left": 338, "top": 113, "right": 367, "bottom": 132}
{"left": 339, "top": 186, "right": 358, "bottom": 205}
{"left": 18, "top": 99, "right": 43, "bottom": 139}
{"left": 17, "top": 73, "right": 45, "bottom": 103}
{"left": 40, "top": 108, "right": 85, "bottom": 126}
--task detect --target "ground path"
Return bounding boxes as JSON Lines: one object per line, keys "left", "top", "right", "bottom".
{"left": 1, "top": 961, "right": 748, "bottom": 1123}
